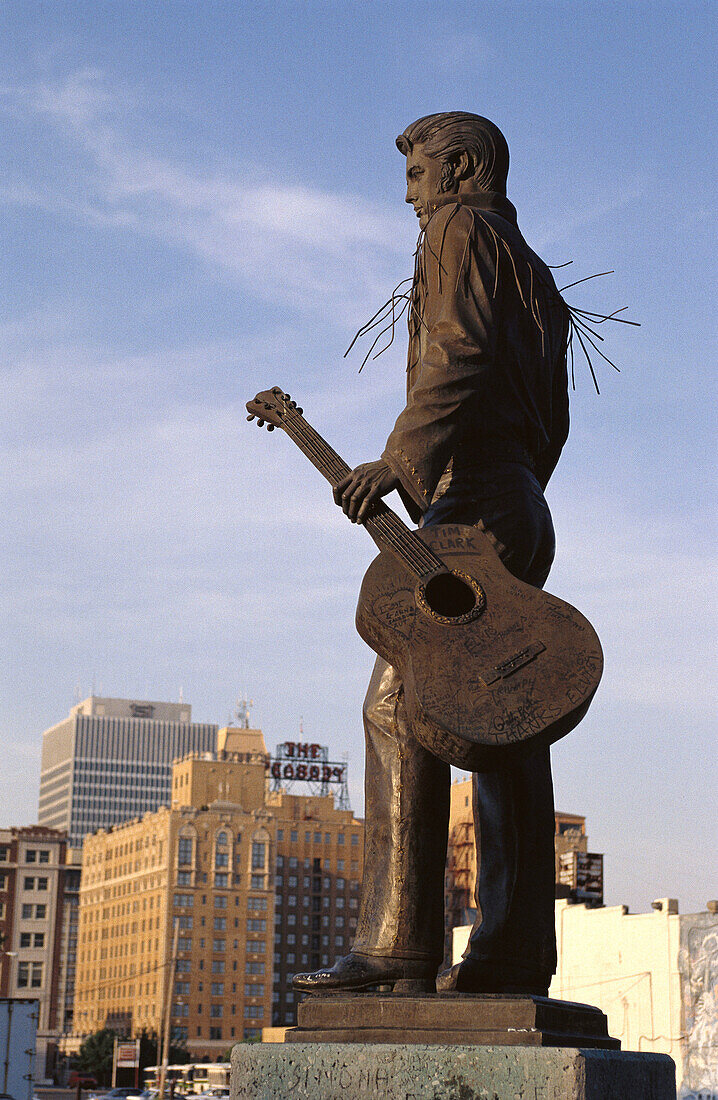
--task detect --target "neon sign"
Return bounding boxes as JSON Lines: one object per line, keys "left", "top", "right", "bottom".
{"left": 270, "top": 742, "right": 346, "bottom": 784}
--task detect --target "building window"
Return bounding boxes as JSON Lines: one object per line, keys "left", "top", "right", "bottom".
{"left": 247, "top": 941, "right": 265, "bottom": 954}
{"left": 290, "top": 830, "right": 298, "bottom": 843}
{"left": 178, "top": 916, "right": 193, "bottom": 930}
{"left": 17, "top": 962, "right": 42, "bottom": 988}
{"left": 247, "top": 919, "right": 266, "bottom": 933}
{"left": 251, "top": 842, "right": 266, "bottom": 870}
{"left": 244, "top": 1005, "right": 264, "bottom": 1019}
{"left": 172, "top": 1003, "right": 189, "bottom": 1017}
{"left": 178, "top": 937, "right": 192, "bottom": 951}
{"left": 21, "top": 904, "right": 32, "bottom": 918}
{"left": 277, "top": 830, "right": 284, "bottom": 841}
{"left": 210, "top": 1004, "right": 223, "bottom": 1018}
{"left": 215, "top": 851, "right": 229, "bottom": 868}
{"left": 174, "top": 893, "right": 193, "bottom": 908}
{"left": 24, "top": 877, "right": 35, "bottom": 890}
{"left": 177, "top": 837, "right": 193, "bottom": 866}
{"left": 212, "top": 939, "right": 226, "bottom": 952}
{"left": 211, "top": 982, "right": 224, "bottom": 995}
{"left": 20, "top": 932, "right": 32, "bottom": 948}
{"left": 214, "top": 895, "right": 228, "bottom": 908}
{"left": 175, "top": 981, "right": 190, "bottom": 995}
{"left": 248, "top": 897, "right": 267, "bottom": 910}
{"left": 26, "top": 850, "right": 37, "bottom": 863}
{"left": 176, "top": 871, "right": 192, "bottom": 886}
{"left": 214, "top": 873, "right": 228, "bottom": 888}
{"left": 0, "top": 847, "right": 7, "bottom": 861}
{"left": 214, "top": 917, "right": 226, "bottom": 931}
{"left": 209, "top": 1026, "right": 222, "bottom": 1040}
{"left": 338, "top": 834, "right": 345, "bottom": 845}
{"left": 314, "top": 832, "right": 321, "bottom": 843}
{"left": 211, "top": 960, "right": 225, "bottom": 974}
{"left": 246, "top": 961, "right": 265, "bottom": 975}
{"left": 39, "top": 851, "right": 49, "bottom": 864}
{"left": 351, "top": 834, "right": 359, "bottom": 846}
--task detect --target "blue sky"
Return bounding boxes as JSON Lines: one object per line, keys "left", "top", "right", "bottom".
{"left": 2, "top": 1, "right": 716, "bottom": 914}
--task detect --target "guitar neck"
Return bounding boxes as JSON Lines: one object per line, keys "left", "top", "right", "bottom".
{"left": 279, "top": 406, "right": 443, "bottom": 580}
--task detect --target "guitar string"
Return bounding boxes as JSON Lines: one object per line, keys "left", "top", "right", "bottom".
{"left": 281, "top": 412, "right": 431, "bottom": 575}
{"left": 280, "top": 408, "right": 439, "bottom": 575}
{"left": 285, "top": 413, "right": 440, "bottom": 576}
{"left": 281, "top": 409, "right": 441, "bottom": 576}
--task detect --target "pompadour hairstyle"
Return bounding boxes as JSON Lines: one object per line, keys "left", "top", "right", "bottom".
{"left": 396, "top": 112, "right": 510, "bottom": 196}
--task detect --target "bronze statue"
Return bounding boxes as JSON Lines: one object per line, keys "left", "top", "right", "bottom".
{"left": 286, "top": 111, "right": 579, "bottom": 996}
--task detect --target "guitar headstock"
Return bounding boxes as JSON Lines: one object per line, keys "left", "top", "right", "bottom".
{"left": 246, "top": 387, "right": 303, "bottom": 431}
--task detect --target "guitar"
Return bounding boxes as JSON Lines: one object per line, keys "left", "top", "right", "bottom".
{"left": 247, "top": 387, "right": 603, "bottom": 771}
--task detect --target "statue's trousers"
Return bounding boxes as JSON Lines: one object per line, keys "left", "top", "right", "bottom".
{"left": 352, "top": 461, "right": 559, "bottom": 980}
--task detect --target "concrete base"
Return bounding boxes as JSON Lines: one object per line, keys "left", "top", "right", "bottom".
{"left": 231, "top": 1042, "right": 676, "bottom": 1099}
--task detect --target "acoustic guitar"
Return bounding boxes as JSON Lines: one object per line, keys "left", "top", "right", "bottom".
{"left": 247, "top": 387, "right": 603, "bottom": 771}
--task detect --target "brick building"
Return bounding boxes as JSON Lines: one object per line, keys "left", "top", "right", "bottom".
{"left": 267, "top": 790, "right": 364, "bottom": 1026}
{"left": 0, "top": 825, "right": 68, "bottom": 1081}
{"left": 73, "top": 726, "right": 365, "bottom": 1053}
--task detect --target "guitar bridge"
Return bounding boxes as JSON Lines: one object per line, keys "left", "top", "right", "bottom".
{"left": 480, "top": 641, "right": 546, "bottom": 686}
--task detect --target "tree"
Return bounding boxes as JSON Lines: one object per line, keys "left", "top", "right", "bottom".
{"left": 138, "top": 1029, "right": 190, "bottom": 1070}
{"left": 76, "top": 1028, "right": 116, "bottom": 1084}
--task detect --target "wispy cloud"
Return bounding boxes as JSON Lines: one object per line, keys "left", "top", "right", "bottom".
{"left": 2, "top": 69, "right": 414, "bottom": 320}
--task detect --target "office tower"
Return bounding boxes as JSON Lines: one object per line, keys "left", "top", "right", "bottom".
{"left": 38, "top": 696, "right": 217, "bottom": 846}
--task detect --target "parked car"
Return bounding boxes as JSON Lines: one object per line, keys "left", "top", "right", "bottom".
{"left": 69, "top": 1074, "right": 99, "bottom": 1088}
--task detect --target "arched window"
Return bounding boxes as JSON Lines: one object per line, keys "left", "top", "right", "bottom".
{"left": 250, "top": 828, "right": 270, "bottom": 876}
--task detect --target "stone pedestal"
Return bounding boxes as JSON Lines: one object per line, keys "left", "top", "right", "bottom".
{"left": 231, "top": 1043, "right": 676, "bottom": 1099}
{"left": 287, "top": 992, "right": 620, "bottom": 1047}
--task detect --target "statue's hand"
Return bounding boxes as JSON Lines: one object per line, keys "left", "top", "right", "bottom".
{"left": 333, "top": 460, "right": 400, "bottom": 524}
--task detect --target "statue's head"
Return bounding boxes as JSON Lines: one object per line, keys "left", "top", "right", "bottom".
{"left": 396, "top": 112, "right": 509, "bottom": 228}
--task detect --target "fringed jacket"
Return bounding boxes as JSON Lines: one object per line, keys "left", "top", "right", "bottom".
{"left": 382, "top": 191, "right": 570, "bottom": 518}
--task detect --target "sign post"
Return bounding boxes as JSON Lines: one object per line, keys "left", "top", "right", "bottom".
{"left": 112, "top": 1038, "right": 140, "bottom": 1087}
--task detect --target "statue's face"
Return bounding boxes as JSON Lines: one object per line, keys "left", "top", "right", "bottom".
{"left": 405, "top": 143, "right": 446, "bottom": 229}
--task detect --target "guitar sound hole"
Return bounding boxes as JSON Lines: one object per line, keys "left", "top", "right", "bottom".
{"left": 424, "top": 572, "right": 477, "bottom": 619}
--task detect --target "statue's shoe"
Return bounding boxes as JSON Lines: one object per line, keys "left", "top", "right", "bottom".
{"left": 292, "top": 952, "right": 435, "bottom": 992}
{"left": 436, "top": 956, "right": 550, "bottom": 996}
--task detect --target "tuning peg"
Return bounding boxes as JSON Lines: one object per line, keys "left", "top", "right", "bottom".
{"left": 267, "top": 424, "right": 275, "bottom": 431}
{"left": 296, "top": 407, "right": 303, "bottom": 415}
{"left": 247, "top": 414, "right": 256, "bottom": 422}
{"left": 257, "top": 419, "right": 265, "bottom": 427}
